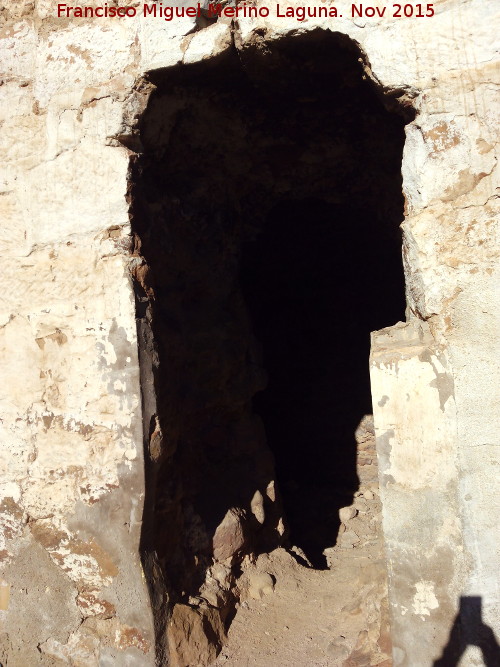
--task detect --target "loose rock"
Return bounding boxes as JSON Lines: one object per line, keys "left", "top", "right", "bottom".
{"left": 339, "top": 505, "right": 357, "bottom": 523}
{"left": 248, "top": 572, "right": 275, "bottom": 600}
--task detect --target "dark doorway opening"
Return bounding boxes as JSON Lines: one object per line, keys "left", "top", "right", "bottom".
{"left": 131, "top": 29, "right": 412, "bottom": 659}
{"left": 240, "top": 198, "right": 406, "bottom": 566}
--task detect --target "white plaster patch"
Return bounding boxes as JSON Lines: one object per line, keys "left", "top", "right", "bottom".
{"left": 370, "top": 325, "right": 458, "bottom": 492}
{"left": 56, "top": 550, "right": 113, "bottom": 589}
{"left": 0, "top": 483, "right": 21, "bottom": 504}
{"left": 412, "top": 581, "right": 439, "bottom": 617}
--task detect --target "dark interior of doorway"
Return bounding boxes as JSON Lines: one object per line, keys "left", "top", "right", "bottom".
{"left": 130, "top": 29, "right": 413, "bottom": 656}
{"left": 240, "top": 197, "right": 406, "bottom": 567}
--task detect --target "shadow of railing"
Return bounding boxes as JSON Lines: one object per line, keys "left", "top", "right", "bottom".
{"left": 434, "top": 596, "right": 500, "bottom": 666}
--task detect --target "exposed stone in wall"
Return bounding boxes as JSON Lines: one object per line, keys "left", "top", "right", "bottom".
{"left": 0, "top": 1, "right": 498, "bottom": 665}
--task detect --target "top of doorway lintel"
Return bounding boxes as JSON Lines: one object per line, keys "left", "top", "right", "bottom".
{"left": 140, "top": 17, "right": 419, "bottom": 108}
{"left": 139, "top": 0, "right": 497, "bottom": 106}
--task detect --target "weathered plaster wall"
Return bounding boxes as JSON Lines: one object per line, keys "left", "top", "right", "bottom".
{"left": 0, "top": 3, "right": 156, "bottom": 664}
{"left": 0, "top": 0, "right": 498, "bottom": 664}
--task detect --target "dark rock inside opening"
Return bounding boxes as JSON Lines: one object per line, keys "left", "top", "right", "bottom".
{"left": 130, "top": 29, "right": 410, "bottom": 660}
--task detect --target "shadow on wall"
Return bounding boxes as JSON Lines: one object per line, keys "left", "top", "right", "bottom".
{"left": 434, "top": 597, "right": 500, "bottom": 666}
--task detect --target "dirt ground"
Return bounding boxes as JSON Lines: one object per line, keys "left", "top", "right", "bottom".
{"left": 212, "top": 415, "right": 392, "bottom": 667}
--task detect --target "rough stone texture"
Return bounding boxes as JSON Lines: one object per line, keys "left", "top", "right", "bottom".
{"left": 0, "top": 1, "right": 498, "bottom": 665}
{"left": 167, "top": 603, "right": 226, "bottom": 667}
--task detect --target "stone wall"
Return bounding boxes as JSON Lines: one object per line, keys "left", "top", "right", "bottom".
{"left": 0, "top": 1, "right": 498, "bottom": 665}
